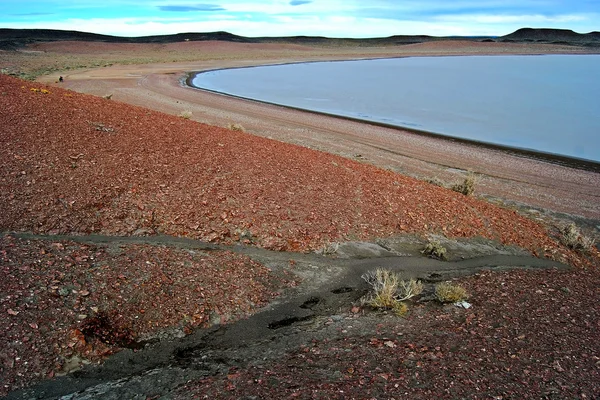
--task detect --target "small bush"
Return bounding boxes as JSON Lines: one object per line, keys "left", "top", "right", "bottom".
{"left": 435, "top": 282, "right": 468, "bottom": 303}
{"left": 361, "top": 269, "right": 423, "bottom": 316}
{"left": 319, "top": 242, "right": 339, "bottom": 255}
{"left": 452, "top": 173, "right": 476, "bottom": 196}
{"left": 422, "top": 240, "right": 447, "bottom": 260}
{"left": 396, "top": 278, "right": 424, "bottom": 301}
{"left": 103, "top": 94, "right": 113, "bottom": 100}
{"left": 179, "top": 110, "right": 192, "bottom": 119}
{"left": 89, "top": 121, "right": 114, "bottom": 133}
{"left": 560, "top": 223, "right": 596, "bottom": 252}
{"left": 426, "top": 177, "right": 446, "bottom": 187}
{"left": 227, "top": 123, "right": 245, "bottom": 132}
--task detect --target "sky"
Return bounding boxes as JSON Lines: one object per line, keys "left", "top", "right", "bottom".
{"left": 1, "top": 0, "right": 599, "bottom": 38}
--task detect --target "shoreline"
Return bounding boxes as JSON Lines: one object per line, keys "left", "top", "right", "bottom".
{"left": 35, "top": 41, "right": 600, "bottom": 221}
{"left": 186, "top": 55, "right": 600, "bottom": 172}
{"left": 186, "top": 73, "right": 600, "bottom": 173}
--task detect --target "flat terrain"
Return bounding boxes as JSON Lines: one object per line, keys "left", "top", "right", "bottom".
{"left": 1, "top": 38, "right": 599, "bottom": 399}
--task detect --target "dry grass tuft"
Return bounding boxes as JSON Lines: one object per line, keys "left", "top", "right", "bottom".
{"left": 179, "top": 110, "right": 193, "bottom": 119}
{"left": 362, "top": 269, "right": 423, "bottom": 316}
{"left": 227, "top": 123, "right": 245, "bottom": 132}
{"left": 452, "top": 172, "right": 477, "bottom": 196}
{"left": 435, "top": 282, "right": 468, "bottom": 303}
{"left": 422, "top": 239, "right": 447, "bottom": 260}
{"left": 426, "top": 177, "right": 446, "bottom": 188}
{"left": 559, "top": 223, "right": 596, "bottom": 252}
{"left": 319, "top": 242, "right": 339, "bottom": 255}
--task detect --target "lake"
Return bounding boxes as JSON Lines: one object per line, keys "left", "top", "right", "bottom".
{"left": 191, "top": 55, "right": 600, "bottom": 164}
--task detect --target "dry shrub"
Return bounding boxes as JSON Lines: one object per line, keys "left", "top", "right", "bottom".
{"left": 319, "top": 242, "right": 339, "bottom": 255}
{"left": 179, "top": 110, "right": 192, "bottom": 119}
{"left": 560, "top": 223, "right": 596, "bottom": 252}
{"left": 422, "top": 239, "right": 447, "bottom": 260}
{"left": 227, "top": 123, "right": 245, "bottom": 132}
{"left": 361, "top": 269, "right": 423, "bottom": 316}
{"left": 426, "top": 177, "right": 446, "bottom": 188}
{"left": 102, "top": 94, "right": 113, "bottom": 100}
{"left": 435, "top": 282, "right": 468, "bottom": 303}
{"left": 452, "top": 172, "right": 476, "bottom": 196}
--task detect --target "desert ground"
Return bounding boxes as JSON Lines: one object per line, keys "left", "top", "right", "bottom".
{"left": 1, "top": 38, "right": 599, "bottom": 399}
{"left": 31, "top": 40, "right": 600, "bottom": 221}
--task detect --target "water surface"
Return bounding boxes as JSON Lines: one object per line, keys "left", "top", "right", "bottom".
{"left": 191, "top": 55, "right": 600, "bottom": 163}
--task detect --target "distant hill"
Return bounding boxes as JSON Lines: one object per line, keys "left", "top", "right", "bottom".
{"left": 0, "top": 29, "right": 254, "bottom": 49}
{"left": 500, "top": 28, "right": 600, "bottom": 46}
{"left": 0, "top": 28, "right": 476, "bottom": 49}
{"left": 1, "top": 27, "right": 598, "bottom": 50}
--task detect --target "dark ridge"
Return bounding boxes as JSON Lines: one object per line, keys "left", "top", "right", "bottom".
{"left": 500, "top": 28, "right": 600, "bottom": 47}
{"left": 0, "top": 28, "right": 255, "bottom": 49}
{"left": 258, "top": 34, "right": 441, "bottom": 46}
{"left": 2, "top": 27, "right": 598, "bottom": 51}
{"left": 0, "top": 28, "right": 495, "bottom": 50}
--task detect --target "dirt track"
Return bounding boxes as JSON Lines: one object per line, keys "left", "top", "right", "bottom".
{"left": 36, "top": 40, "right": 600, "bottom": 222}
{"left": 4, "top": 232, "right": 569, "bottom": 400}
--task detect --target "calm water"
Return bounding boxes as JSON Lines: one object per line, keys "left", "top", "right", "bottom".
{"left": 191, "top": 55, "right": 600, "bottom": 163}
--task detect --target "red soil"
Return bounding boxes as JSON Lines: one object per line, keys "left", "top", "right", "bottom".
{"left": 1, "top": 66, "right": 599, "bottom": 397}
{"left": 0, "top": 74, "right": 589, "bottom": 262}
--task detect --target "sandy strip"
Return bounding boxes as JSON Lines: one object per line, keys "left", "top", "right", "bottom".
{"left": 39, "top": 42, "right": 600, "bottom": 222}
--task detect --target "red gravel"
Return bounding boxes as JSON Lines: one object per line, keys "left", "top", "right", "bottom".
{"left": 0, "top": 75, "right": 593, "bottom": 265}
{"left": 1, "top": 72, "right": 599, "bottom": 397}
{"left": 179, "top": 267, "right": 600, "bottom": 399}
{"left": 0, "top": 234, "right": 295, "bottom": 395}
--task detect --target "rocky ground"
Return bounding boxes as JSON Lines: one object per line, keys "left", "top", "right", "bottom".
{"left": 1, "top": 40, "right": 599, "bottom": 399}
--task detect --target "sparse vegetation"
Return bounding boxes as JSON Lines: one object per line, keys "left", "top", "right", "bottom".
{"left": 452, "top": 172, "right": 477, "bottom": 196}
{"left": 103, "top": 93, "right": 113, "bottom": 100}
{"left": 361, "top": 269, "right": 423, "bottom": 316}
{"left": 227, "top": 123, "right": 245, "bottom": 132}
{"left": 88, "top": 121, "right": 115, "bottom": 133}
{"left": 560, "top": 223, "right": 596, "bottom": 252}
{"left": 319, "top": 242, "right": 339, "bottom": 255}
{"left": 426, "top": 177, "right": 446, "bottom": 187}
{"left": 29, "top": 87, "right": 50, "bottom": 94}
{"left": 422, "top": 239, "right": 447, "bottom": 260}
{"left": 179, "top": 110, "right": 192, "bottom": 119}
{"left": 435, "top": 282, "right": 469, "bottom": 303}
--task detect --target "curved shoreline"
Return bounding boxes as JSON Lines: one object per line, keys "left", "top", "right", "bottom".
{"left": 186, "top": 72, "right": 600, "bottom": 173}
{"left": 41, "top": 42, "right": 600, "bottom": 221}
{"left": 186, "top": 60, "right": 600, "bottom": 172}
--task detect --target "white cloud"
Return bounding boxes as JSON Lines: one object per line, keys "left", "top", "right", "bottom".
{"left": 2, "top": 0, "right": 600, "bottom": 37}
{"left": 0, "top": 15, "right": 498, "bottom": 37}
{"left": 434, "top": 13, "right": 588, "bottom": 24}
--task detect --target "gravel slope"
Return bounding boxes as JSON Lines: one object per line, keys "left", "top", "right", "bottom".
{"left": 1, "top": 47, "right": 599, "bottom": 398}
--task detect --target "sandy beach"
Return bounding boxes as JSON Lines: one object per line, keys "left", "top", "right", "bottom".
{"left": 34, "top": 40, "right": 600, "bottom": 222}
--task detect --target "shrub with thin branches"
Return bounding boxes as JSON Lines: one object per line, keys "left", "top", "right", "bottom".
{"left": 361, "top": 269, "right": 423, "bottom": 316}
{"left": 452, "top": 173, "right": 476, "bottom": 196}
{"left": 435, "top": 282, "right": 468, "bottom": 303}
{"left": 179, "top": 110, "right": 192, "bottom": 119}
{"left": 426, "top": 177, "right": 446, "bottom": 188}
{"left": 422, "top": 240, "right": 447, "bottom": 260}
{"left": 560, "top": 223, "right": 596, "bottom": 252}
{"left": 227, "top": 123, "right": 245, "bottom": 132}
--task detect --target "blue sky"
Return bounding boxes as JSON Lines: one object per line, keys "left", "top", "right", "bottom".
{"left": 1, "top": 1, "right": 599, "bottom": 38}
